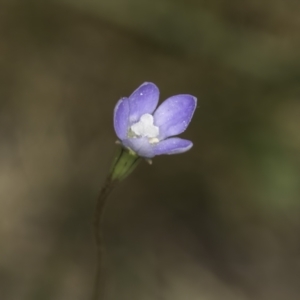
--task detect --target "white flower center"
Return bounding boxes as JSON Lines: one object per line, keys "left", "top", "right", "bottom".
{"left": 130, "top": 113, "right": 159, "bottom": 144}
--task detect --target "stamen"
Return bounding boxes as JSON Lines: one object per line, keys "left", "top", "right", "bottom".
{"left": 130, "top": 114, "right": 159, "bottom": 140}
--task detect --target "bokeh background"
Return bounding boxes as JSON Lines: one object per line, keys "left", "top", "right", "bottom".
{"left": 1, "top": 0, "right": 300, "bottom": 299}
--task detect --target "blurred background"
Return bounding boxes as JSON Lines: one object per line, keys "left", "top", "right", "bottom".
{"left": 1, "top": 0, "right": 300, "bottom": 299}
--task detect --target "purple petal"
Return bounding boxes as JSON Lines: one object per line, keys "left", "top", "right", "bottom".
{"left": 113, "top": 97, "right": 130, "bottom": 140}
{"left": 153, "top": 95, "right": 197, "bottom": 139}
{"left": 122, "top": 138, "right": 154, "bottom": 158}
{"left": 128, "top": 82, "right": 159, "bottom": 124}
{"left": 153, "top": 138, "right": 193, "bottom": 155}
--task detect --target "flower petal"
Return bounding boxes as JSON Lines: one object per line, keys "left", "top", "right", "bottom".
{"left": 153, "top": 138, "right": 193, "bottom": 155}
{"left": 122, "top": 138, "right": 154, "bottom": 158}
{"left": 154, "top": 95, "right": 197, "bottom": 139}
{"left": 128, "top": 82, "right": 159, "bottom": 123}
{"left": 113, "top": 97, "right": 130, "bottom": 140}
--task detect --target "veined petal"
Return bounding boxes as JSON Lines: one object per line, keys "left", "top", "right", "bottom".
{"left": 113, "top": 97, "right": 130, "bottom": 140}
{"left": 122, "top": 137, "right": 154, "bottom": 158}
{"left": 128, "top": 82, "right": 159, "bottom": 123}
{"left": 154, "top": 95, "right": 197, "bottom": 139}
{"left": 153, "top": 138, "right": 193, "bottom": 155}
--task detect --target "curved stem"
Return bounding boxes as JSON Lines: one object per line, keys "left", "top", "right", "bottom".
{"left": 92, "top": 176, "right": 116, "bottom": 300}
{"left": 91, "top": 146, "right": 141, "bottom": 300}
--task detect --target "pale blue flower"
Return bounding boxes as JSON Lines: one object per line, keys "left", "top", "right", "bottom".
{"left": 114, "top": 82, "right": 197, "bottom": 158}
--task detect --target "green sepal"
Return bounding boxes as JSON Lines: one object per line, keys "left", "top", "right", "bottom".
{"left": 110, "top": 146, "right": 141, "bottom": 181}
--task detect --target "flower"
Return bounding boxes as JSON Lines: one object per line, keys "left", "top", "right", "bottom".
{"left": 113, "top": 82, "right": 197, "bottom": 158}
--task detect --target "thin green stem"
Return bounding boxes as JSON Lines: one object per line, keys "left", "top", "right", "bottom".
{"left": 91, "top": 146, "right": 141, "bottom": 300}
{"left": 92, "top": 176, "right": 116, "bottom": 300}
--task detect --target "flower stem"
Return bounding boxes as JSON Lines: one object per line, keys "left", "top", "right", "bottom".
{"left": 92, "top": 174, "right": 116, "bottom": 300}
{"left": 92, "top": 146, "right": 141, "bottom": 300}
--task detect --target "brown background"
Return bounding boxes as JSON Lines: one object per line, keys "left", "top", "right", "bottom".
{"left": 0, "top": 0, "right": 300, "bottom": 299}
